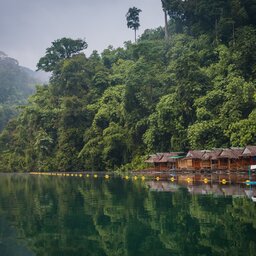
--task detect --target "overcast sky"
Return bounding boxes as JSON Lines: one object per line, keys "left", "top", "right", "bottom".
{"left": 0, "top": 0, "right": 164, "bottom": 70}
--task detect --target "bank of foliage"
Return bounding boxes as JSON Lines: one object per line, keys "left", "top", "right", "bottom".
{"left": 1, "top": 0, "right": 256, "bottom": 172}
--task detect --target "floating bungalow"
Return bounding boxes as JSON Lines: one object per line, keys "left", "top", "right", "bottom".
{"left": 145, "top": 146, "right": 256, "bottom": 172}
{"left": 200, "top": 149, "right": 222, "bottom": 170}
{"left": 145, "top": 152, "right": 185, "bottom": 171}
{"left": 178, "top": 150, "right": 206, "bottom": 170}
{"left": 217, "top": 148, "right": 243, "bottom": 170}
{"left": 241, "top": 146, "right": 256, "bottom": 167}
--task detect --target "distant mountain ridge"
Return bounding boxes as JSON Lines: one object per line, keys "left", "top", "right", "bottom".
{"left": 0, "top": 51, "right": 48, "bottom": 130}
{"left": 0, "top": 51, "right": 49, "bottom": 84}
{"left": 0, "top": 51, "right": 9, "bottom": 59}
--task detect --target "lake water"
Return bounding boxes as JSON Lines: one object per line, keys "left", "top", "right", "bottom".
{"left": 0, "top": 174, "right": 256, "bottom": 256}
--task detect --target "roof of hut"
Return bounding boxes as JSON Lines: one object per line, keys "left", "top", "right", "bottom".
{"left": 242, "top": 146, "right": 256, "bottom": 157}
{"left": 185, "top": 150, "right": 206, "bottom": 159}
{"left": 158, "top": 152, "right": 185, "bottom": 163}
{"left": 145, "top": 154, "right": 161, "bottom": 163}
{"left": 145, "top": 152, "right": 185, "bottom": 163}
{"left": 218, "top": 148, "right": 243, "bottom": 159}
{"left": 202, "top": 149, "right": 222, "bottom": 160}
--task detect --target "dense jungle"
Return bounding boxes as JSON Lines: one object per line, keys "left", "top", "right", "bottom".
{"left": 0, "top": 0, "right": 256, "bottom": 172}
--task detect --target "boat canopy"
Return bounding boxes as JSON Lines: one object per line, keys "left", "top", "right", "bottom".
{"left": 250, "top": 165, "right": 256, "bottom": 170}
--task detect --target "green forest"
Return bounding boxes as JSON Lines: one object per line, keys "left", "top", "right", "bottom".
{"left": 0, "top": 0, "right": 256, "bottom": 172}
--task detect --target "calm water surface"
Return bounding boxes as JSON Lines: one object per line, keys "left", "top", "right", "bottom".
{"left": 0, "top": 174, "right": 256, "bottom": 256}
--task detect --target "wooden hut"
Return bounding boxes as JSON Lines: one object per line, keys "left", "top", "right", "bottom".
{"left": 145, "top": 152, "right": 185, "bottom": 171}
{"left": 159, "top": 152, "right": 185, "bottom": 170}
{"left": 145, "top": 154, "right": 162, "bottom": 170}
{"left": 145, "top": 145, "right": 256, "bottom": 173}
{"left": 241, "top": 146, "right": 256, "bottom": 169}
{"left": 178, "top": 150, "right": 205, "bottom": 170}
{"left": 217, "top": 148, "right": 243, "bottom": 171}
{"left": 201, "top": 149, "right": 222, "bottom": 170}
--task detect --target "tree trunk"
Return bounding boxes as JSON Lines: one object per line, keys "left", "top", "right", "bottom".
{"left": 164, "top": 9, "right": 169, "bottom": 40}
{"left": 215, "top": 18, "right": 218, "bottom": 44}
{"left": 135, "top": 29, "right": 137, "bottom": 43}
{"left": 232, "top": 21, "right": 235, "bottom": 46}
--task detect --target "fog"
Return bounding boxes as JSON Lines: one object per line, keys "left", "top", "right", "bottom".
{"left": 0, "top": 0, "right": 164, "bottom": 70}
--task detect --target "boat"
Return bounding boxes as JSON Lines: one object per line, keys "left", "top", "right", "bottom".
{"left": 250, "top": 165, "right": 256, "bottom": 170}
{"left": 245, "top": 165, "right": 256, "bottom": 185}
{"left": 245, "top": 181, "right": 256, "bottom": 185}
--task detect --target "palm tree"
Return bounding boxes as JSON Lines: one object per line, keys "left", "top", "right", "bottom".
{"left": 161, "top": 0, "right": 169, "bottom": 40}
{"left": 126, "top": 7, "right": 142, "bottom": 42}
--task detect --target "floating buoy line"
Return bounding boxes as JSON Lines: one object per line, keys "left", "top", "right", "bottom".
{"left": 221, "top": 178, "right": 227, "bottom": 185}
{"left": 203, "top": 178, "right": 209, "bottom": 184}
{"left": 29, "top": 172, "right": 148, "bottom": 181}
{"left": 28, "top": 172, "right": 254, "bottom": 185}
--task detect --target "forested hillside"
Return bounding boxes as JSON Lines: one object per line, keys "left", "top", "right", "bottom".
{"left": 0, "top": 0, "right": 256, "bottom": 172}
{"left": 0, "top": 51, "right": 47, "bottom": 131}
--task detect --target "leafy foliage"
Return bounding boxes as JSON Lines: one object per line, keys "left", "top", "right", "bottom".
{"left": 1, "top": 0, "right": 256, "bottom": 172}
{"left": 37, "top": 38, "right": 88, "bottom": 72}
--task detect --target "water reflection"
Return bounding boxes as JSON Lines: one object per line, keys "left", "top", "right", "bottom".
{"left": 146, "top": 180, "right": 256, "bottom": 198}
{"left": 0, "top": 218, "right": 35, "bottom": 256}
{"left": 0, "top": 174, "right": 255, "bottom": 256}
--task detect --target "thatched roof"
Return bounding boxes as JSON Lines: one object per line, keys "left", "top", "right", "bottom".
{"left": 145, "top": 152, "right": 185, "bottom": 163}
{"left": 202, "top": 149, "right": 222, "bottom": 160}
{"left": 185, "top": 150, "right": 206, "bottom": 159}
{"left": 146, "top": 146, "right": 256, "bottom": 164}
{"left": 218, "top": 148, "right": 243, "bottom": 159}
{"left": 242, "top": 146, "right": 256, "bottom": 157}
{"left": 145, "top": 154, "right": 161, "bottom": 163}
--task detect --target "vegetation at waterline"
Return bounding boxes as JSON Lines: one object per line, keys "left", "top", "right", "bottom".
{"left": 0, "top": 0, "right": 256, "bottom": 172}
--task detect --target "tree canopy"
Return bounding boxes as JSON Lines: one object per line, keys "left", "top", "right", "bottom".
{"left": 37, "top": 38, "right": 88, "bottom": 72}
{"left": 1, "top": 1, "right": 256, "bottom": 172}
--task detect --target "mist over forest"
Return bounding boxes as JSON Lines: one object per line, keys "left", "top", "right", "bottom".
{"left": 0, "top": 0, "right": 256, "bottom": 172}
{"left": 0, "top": 51, "right": 49, "bottom": 131}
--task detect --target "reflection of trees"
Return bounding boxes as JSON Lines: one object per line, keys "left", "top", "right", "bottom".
{"left": 144, "top": 188, "right": 206, "bottom": 255}
{"left": 0, "top": 175, "right": 255, "bottom": 255}
{"left": 190, "top": 195, "right": 256, "bottom": 256}
{"left": 0, "top": 217, "right": 36, "bottom": 256}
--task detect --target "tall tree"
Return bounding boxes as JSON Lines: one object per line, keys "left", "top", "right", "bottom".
{"left": 37, "top": 38, "right": 88, "bottom": 72}
{"left": 161, "top": 0, "right": 169, "bottom": 40}
{"left": 126, "top": 7, "right": 142, "bottom": 42}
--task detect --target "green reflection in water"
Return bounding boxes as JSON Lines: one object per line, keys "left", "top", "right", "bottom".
{"left": 0, "top": 174, "right": 256, "bottom": 256}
